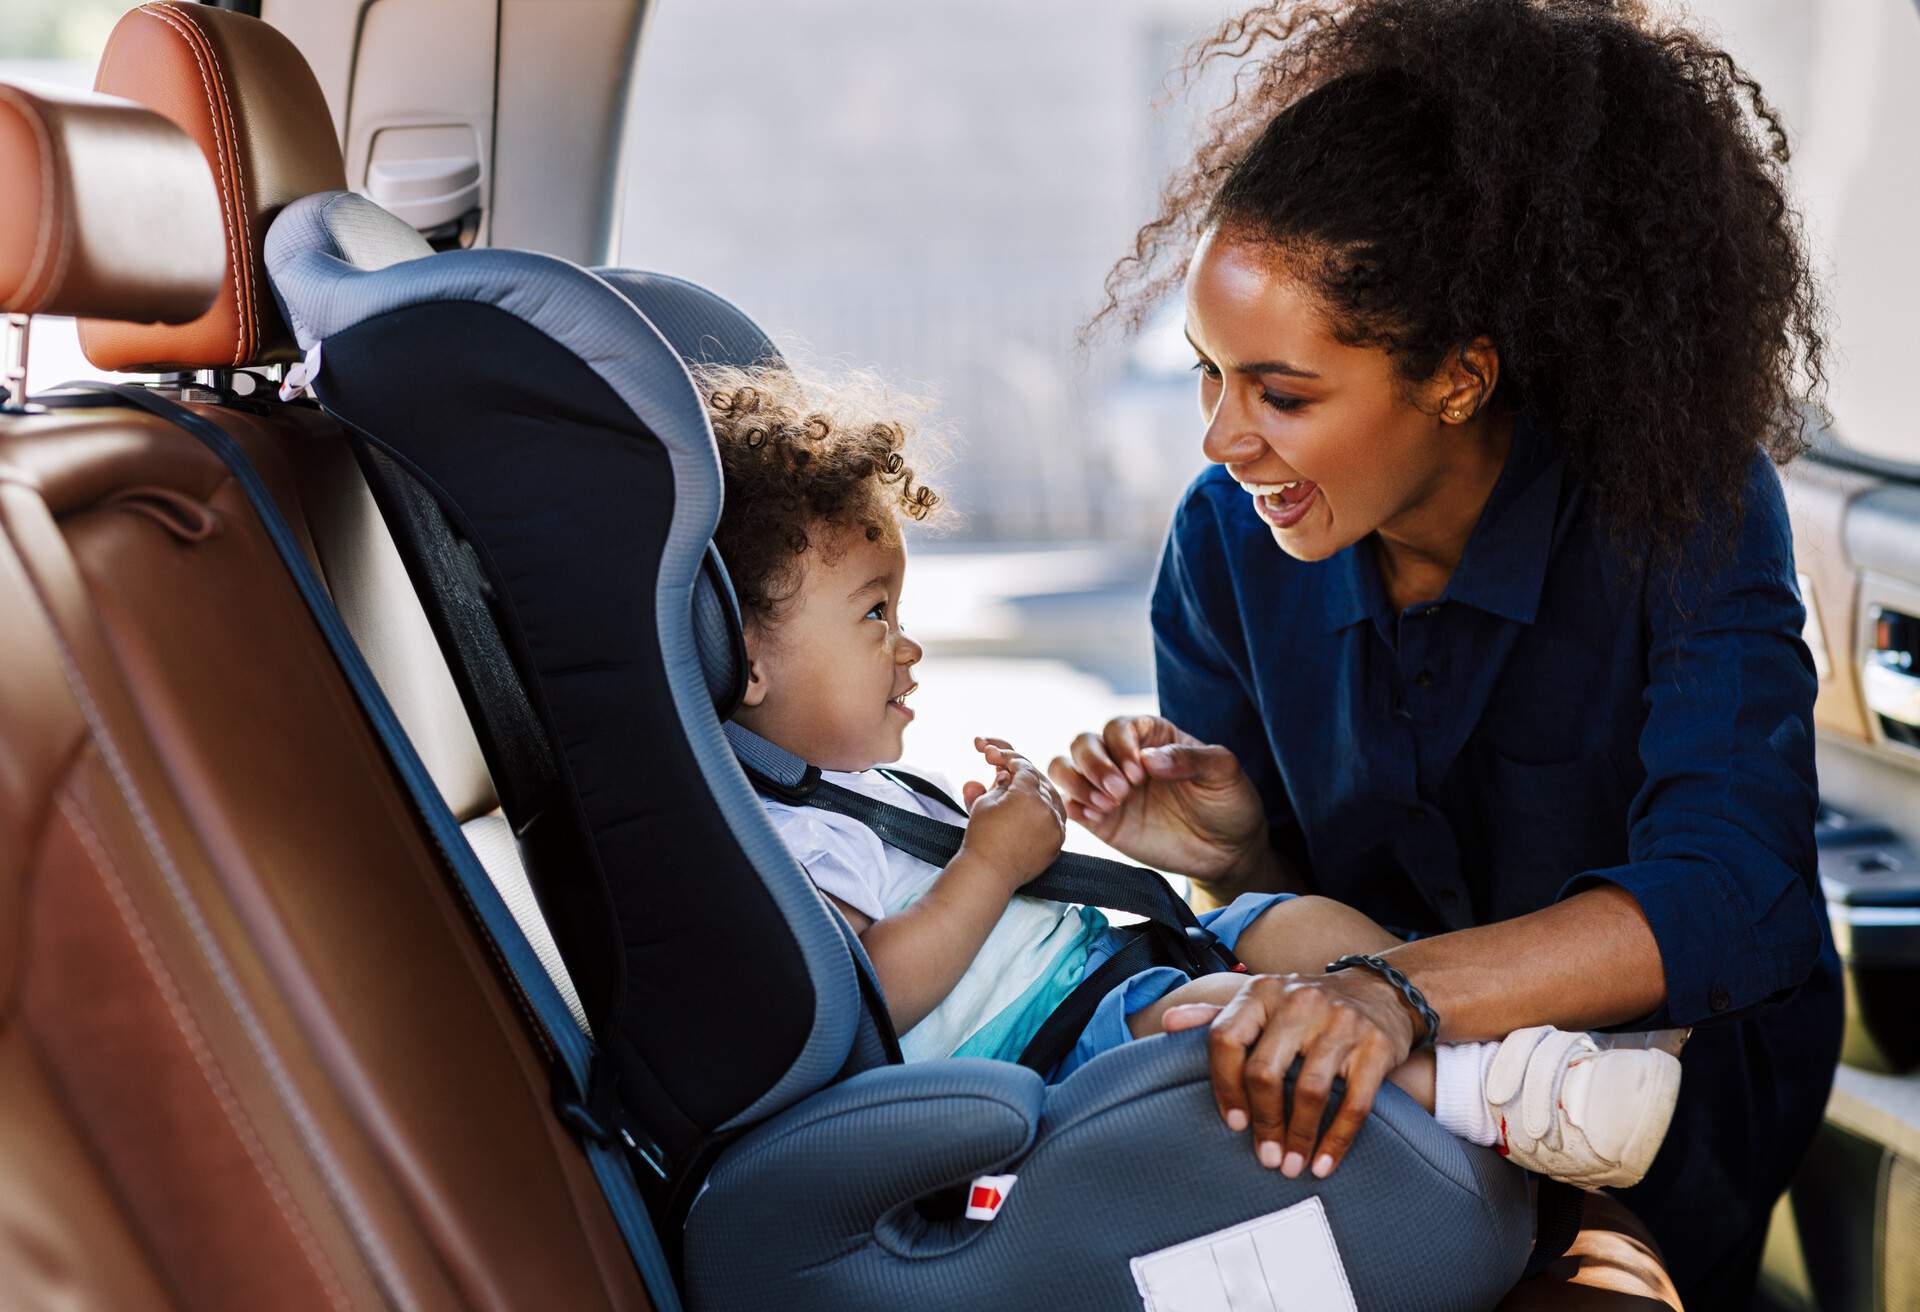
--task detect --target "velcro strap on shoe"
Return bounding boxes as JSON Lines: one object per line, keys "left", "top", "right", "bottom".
{"left": 1484, "top": 1025, "right": 1552, "bottom": 1107}
{"left": 1520, "top": 1030, "right": 1591, "bottom": 1145}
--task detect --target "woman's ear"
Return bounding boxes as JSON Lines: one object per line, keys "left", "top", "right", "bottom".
{"left": 1434, "top": 336, "right": 1500, "bottom": 423}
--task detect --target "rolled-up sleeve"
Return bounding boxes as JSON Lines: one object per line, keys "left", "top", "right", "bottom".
{"left": 1558, "top": 456, "right": 1824, "bottom": 1028}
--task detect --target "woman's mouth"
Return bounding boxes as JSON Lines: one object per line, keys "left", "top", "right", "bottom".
{"left": 1242, "top": 480, "right": 1320, "bottom": 530}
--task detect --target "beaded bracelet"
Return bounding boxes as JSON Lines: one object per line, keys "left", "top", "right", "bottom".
{"left": 1325, "top": 953, "right": 1441, "bottom": 1050}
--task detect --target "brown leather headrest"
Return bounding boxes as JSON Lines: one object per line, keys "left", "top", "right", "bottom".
{"left": 80, "top": 4, "right": 346, "bottom": 372}
{"left": 0, "top": 81, "right": 223, "bottom": 324}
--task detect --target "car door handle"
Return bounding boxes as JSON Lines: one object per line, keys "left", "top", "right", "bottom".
{"left": 1863, "top": 662, "right": 1920, "bottom": 728}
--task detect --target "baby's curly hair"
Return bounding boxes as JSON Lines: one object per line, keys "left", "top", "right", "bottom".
{"left": 699, "top": 363, "right": 941, "bottom": 626}
{"left": 1095, "top": 0, "right": 1826, "bottom": 563}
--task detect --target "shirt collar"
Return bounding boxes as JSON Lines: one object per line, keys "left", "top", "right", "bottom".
{"left": 1320, "top": 412, "right": 1565, "bottom": 632}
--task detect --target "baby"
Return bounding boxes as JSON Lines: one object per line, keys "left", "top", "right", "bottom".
{"left": 701, "top": 361, "right": 1680, "bottom": 1190}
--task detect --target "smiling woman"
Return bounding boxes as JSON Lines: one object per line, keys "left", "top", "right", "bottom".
{"left": 1054, "top": 2, "right": 1844, "bottom": 1309}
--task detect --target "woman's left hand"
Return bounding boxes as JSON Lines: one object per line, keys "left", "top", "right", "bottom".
{"left": 1162, "top": 969, "right": 1420, "bottom": 1180}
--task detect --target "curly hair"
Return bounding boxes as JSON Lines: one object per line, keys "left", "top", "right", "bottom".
{"left": 1096, "top": 0, "right": 1826, "bottom": 561}
{"left": 698, "top": 363, "right": 941, "bottom": 625}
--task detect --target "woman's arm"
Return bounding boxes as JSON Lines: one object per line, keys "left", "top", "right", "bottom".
{"left": 1171, "top": 883, "right": 1665, "bottom": 1182}
{"left": 1181, "top": 454, "right": 1826, "bottom": 1178}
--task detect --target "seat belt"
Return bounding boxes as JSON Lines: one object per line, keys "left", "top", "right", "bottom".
{"left": 53, "top": 383, "right": 685, "bottom": 1312}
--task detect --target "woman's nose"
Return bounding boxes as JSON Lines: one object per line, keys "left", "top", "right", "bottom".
{"left": 1201, "top": 393, "right": 1269, "bottom": 467}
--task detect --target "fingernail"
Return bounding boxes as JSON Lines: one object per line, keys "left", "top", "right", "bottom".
{"left": 1312, "top": 1154, "right": 1334, "bottom": 1179}
{"left": 1226, "top": 1109, "right": 1249, "bottom": 1133}
{"left": 1258, "top": 1141, "right": 1283, "bottom": 1169}
{"left": 1105, "top": 774, "right": 1126, "bottom": 795}
{"left": 1281, "top": 1152, "right": 1305, "bottom": 1179}
{"left": 1123, "top": 761, "right": 1145, "bottom": 784}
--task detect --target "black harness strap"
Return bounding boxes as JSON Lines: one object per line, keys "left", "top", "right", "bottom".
{"left": 808, "top": 772, "right": 1236, "bottom": 976}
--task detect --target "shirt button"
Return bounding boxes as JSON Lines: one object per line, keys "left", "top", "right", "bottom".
{"left": 1414, "top": 670, "right": 1434, "bottom": 689}
{"left": 1708, "top": 987, "right": 1731, "bottom": 1013}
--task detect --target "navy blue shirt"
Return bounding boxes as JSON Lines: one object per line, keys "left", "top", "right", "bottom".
{"left": 1152, "top": 414, "right": 1842, "bottom": 1298}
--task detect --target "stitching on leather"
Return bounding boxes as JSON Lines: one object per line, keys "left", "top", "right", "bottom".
{"left": 10, "top": 530, "right": 416, "bottom": 1312}
{"left": 0, "top": 85, "right": 58, "bottom": 312}
{"left": 153, "top": 3, "right": 255, "bottom": 363}
{"left": 134, "top": 5, "right": 244, "bottom": 363}
{"left": 53, "top": 793, "right": 355, "bottom": 1312}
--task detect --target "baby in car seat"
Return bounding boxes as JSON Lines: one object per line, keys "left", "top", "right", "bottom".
{"left": 699, "top": 361, "right": 1682, "bottom": 1191}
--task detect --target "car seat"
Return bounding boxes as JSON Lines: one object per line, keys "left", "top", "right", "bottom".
{"left": 262, "top": 180, "right": 1541, "bottom": 1309}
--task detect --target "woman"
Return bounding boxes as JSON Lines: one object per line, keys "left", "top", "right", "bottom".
{"left": 1052, "top": 2, "right": 1843, "bottom": 1307}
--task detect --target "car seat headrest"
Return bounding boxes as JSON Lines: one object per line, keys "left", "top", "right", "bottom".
{"left": 81, "top": 3, "right": 346, "bottom": 372}
{"left": 589, "top": 270, "right": 784, "bottom": 719}
{"left": 0, "top": 81, "right": 223, "bottom": 324}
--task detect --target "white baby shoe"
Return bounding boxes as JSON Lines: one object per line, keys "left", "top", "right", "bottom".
{"left": 1483, "top": 1026, "right": 1682, "bottom": 1191}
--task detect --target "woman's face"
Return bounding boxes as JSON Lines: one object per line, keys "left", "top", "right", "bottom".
{"left": 1183, "top": 227, "right": 1475, "bottom": 563}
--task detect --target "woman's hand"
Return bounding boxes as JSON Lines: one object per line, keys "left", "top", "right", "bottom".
{"left": 1047, "top": 715, "right": 1272, "bottom": 892}
{"left": 1162, "top": 969, "right": 1419, "bottom": 1180}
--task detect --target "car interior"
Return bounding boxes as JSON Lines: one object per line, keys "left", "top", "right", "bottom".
{"left": 1, "top": 3, "right": 1916, "bottom": 1309}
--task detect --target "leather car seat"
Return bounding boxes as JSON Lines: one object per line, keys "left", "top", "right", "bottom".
{"left": 0, "top": 61, "right": 645, "bottom": 1312}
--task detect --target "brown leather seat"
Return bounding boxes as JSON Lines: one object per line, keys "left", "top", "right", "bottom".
{"left": 0, "top": 23, "right": 646, "bottom": 1311}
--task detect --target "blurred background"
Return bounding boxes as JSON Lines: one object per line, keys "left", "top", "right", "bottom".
{"left": 5, "top": 0, "right": 1918, "bottom": 794}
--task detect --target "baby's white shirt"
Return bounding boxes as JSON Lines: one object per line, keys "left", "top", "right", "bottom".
{"left": 760, "top": 767, "right": 1107, "bottom": 1062}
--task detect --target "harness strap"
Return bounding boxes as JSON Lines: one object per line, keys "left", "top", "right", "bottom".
{"left": 53, "top": 383, "right": 684, "bottom": 1312}
{"left": 804, "top": 775, "right": 1237, "bottom": 977}
{"left": 1521, "top": 1178, "right": 1586, "bottom": 1279}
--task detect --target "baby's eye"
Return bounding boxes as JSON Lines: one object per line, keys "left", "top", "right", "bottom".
{"left": 866, "top": 600, "right": 888, "bottom": 622}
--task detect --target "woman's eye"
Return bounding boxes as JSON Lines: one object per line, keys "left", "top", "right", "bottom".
{"left": 1190, "top": 360, "right": 1221, "bottom": 380}
{"left": 1261, "top": 391, "right": 1305, "bottom": 413}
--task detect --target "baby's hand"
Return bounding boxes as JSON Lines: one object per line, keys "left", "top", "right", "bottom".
{"left": 959, "top": 737, "right": 1066, "bottom": 886}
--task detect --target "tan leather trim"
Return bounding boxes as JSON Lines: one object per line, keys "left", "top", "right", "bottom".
{"left": 0, "top": 82, "right": 222, "bottom": 323}
{"left": 82, "top": 5, "right": 347, "bottom": 371}
{"left": 0, "top": 85, "right": 61, "bottom": 314}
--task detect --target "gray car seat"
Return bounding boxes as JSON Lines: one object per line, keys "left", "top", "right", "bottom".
{"left": 264, "top": 189, "right": 1537, "bottom": 1311}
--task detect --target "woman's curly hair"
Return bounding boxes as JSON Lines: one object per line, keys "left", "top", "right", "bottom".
{"left": 699, "top": 363, "right": 941, "bottom": 625}
{"left": 1096, "top": 0, "right": 1826, "bottom": 560}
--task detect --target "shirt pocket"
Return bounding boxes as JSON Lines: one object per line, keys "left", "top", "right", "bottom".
{"left": 1482, "top": 747, "right": 1633, "bottom": 896}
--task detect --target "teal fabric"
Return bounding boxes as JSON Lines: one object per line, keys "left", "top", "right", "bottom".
{"left": 950, "top": 904, "right": 1110, "bottom": 1063}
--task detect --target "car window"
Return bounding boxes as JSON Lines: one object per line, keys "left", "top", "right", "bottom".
{"left": 616, "top": 1, "right": 1231, "bottom": 798}
{"left": 1686, "top": 0, "right": 1920, "bottom": 470}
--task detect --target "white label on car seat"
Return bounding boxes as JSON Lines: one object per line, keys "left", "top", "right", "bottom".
{"left": 1130, "top": 1196, "right": 1356, "bottom": 1312}
{"left": 964, "top": 1173, "right": 1017, "bottom": 1221}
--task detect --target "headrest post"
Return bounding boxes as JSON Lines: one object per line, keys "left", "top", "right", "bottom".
{"left": 1, "top": 314, "right": 34, "bottom": 414}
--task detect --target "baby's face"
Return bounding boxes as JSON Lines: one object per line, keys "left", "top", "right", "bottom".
{"left": 736, "top": 525, "right": 922, "bottom": 772}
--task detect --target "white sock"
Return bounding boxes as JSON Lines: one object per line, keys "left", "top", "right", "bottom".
{"left": 1432, "top": 1041, "right": 1500, "bottom": 1146}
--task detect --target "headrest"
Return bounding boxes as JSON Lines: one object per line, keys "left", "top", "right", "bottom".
{"left": 0, "top": 81, "right": 223, "bottom": 322}
{"left": 80, "top": 3, "right": 345, "bottom": 371}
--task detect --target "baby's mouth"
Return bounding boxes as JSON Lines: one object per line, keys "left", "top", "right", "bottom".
{"left": 887, "top": 683, "right": 917, "bottom": 716}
